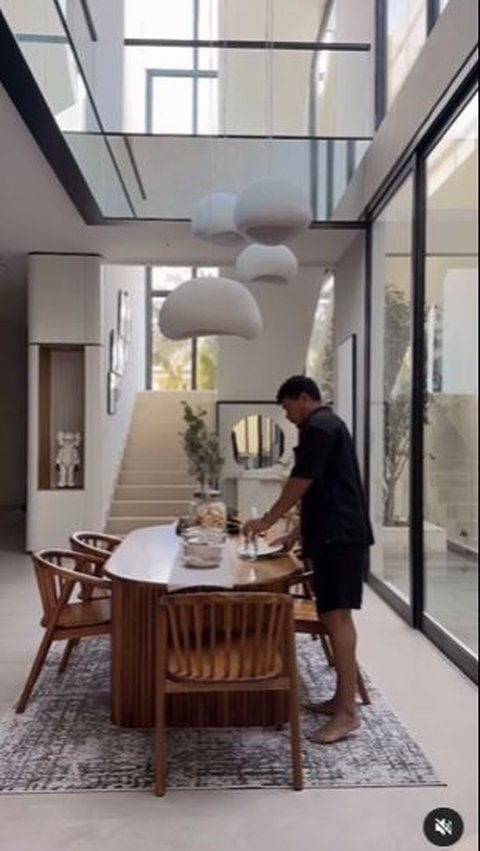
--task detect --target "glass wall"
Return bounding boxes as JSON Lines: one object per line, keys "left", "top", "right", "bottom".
{"left": 386, "top": 0, "right": 426, "bottom": 107}
{"left": 305, "top": 273, "right": 334, "bottom": 404}
{"left": 370, "top": 176, "right": 414, "bottom": 602}
{"left": 423, "top": 94, "right": 478, "bottom": 654}
{"left": 149, "top": 267, "right": 219, "bottom": 391}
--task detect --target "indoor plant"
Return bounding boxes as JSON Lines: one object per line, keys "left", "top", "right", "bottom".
{"left": 179, "top": 402, "right": 226, "bottom": 529}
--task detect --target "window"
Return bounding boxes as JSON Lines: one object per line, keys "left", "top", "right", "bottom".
{"left": 423, "top": 93, "right": 478, "bottom": 654}
{"left": 305, "top": 273, "right": 334, "bottom": 403}
{"left": 386, "top": 0, "right": 427, "bottom": 107}
{"left": 148, "top": 267, "right": 219, "bottom": 391}
{"left": 370, "top": 176, "right": 414, "bottom": 602}
{"left": 143, "top": 0, "right": 219, "bottom": 135}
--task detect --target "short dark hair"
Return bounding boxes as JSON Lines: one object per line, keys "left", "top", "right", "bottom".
{"left": 276, "top": 375, "right": 322, "bottom": 403}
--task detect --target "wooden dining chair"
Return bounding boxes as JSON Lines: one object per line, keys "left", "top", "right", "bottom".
{"left": 69, "top": 531, "right": 121, "bottom": 600}
{"left": 16, "top": 549, "right": 111, "bottom": 713}
{"left": 288, "top": 558, "right": 371, "bottom": 707}
{"left": 70, "top": 530, "right": 122, "bottom": 560}
{"left": 154, "top": 591, "right": 303, "bottom": 795}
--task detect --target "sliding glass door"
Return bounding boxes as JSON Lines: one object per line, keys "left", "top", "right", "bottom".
{"left": 423, "top": 93, "right": 478, "bottom": 656}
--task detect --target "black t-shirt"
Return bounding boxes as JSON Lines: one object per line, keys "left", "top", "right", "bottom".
{"left": 290, "top": 406, "right": 374, "bottom": 555}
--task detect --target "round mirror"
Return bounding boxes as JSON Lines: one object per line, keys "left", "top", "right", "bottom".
{"left": 231, "top": 415, "right": 285, "bottom": 469}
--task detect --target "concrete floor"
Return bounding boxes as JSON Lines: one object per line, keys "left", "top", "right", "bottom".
{"left": 0, "top": 509, "right": 477, "bottom": 851}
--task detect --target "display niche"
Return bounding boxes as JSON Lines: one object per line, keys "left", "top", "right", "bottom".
{"left": 38, "top": 345, "right": 85, "bottom": 490}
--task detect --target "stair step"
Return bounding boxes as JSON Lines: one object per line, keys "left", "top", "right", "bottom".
{"left": 114, "top": 484, "right": 195, "bottom": 501}
{"left": 110, "top": 499, "right": 190, "bottom": 517}
{"left": 120, "top": 457, "right": 190, "bottom": 471}
{"left": 122, "top": 449, "right": 186, "bottom": 461}
{"left": 118, "top": 470, "right": 195, "bottom": 485}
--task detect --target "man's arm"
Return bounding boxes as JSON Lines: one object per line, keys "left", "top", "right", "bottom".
{"left": 243, "top": 477, "right": 312, "bottom": 537}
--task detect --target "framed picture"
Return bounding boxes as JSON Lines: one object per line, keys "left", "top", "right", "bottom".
{"left": 336, "top": 334, "right": 356, "bottom": 439}
{"left": 108, "top": 329, "right": 125, "bottom": 377}
{"left": 117, "top": 290, "right": 132, "bottom": 343}
{"left": 107, "top": 370, "right": 121, "bottom": 415}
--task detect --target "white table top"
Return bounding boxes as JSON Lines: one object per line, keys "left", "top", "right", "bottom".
{"left": 104, "top": 523, "right": 299, "bottom": 590}
{"left": 104, "top": 524, "right": 234, "bottom": 588}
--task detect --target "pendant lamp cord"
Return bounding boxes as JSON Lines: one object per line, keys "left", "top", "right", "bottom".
{"left": 264, "top": 0, "right": 274, "bottom": 175}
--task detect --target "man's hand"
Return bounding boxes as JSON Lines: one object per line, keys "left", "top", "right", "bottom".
{"left": 242, "top": 517, "right": 270, "bottom": 539}
{"left": 269, "top": 527, "right": 300, "bottom": 553}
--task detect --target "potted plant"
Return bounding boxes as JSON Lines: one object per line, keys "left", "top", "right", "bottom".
{"left": 179, "top": 402, "right": 226, "bottom": 530}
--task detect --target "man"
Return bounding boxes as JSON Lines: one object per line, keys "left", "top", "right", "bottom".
{"left": 243, "top": 375, "right": 374, "bottom": 745}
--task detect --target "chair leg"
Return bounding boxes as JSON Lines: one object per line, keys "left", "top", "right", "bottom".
{"left": 320, "top": 632, "right": 335, "bottom": 667}
{"left": 356, "top": 666, "right": 371, "bottom": 706}
{"left": 155, "top": 688, "right": 167, "bottom": 796}
{"left": 16, "top": 632, "right": 54, "bottom": 713}
{"left": 289, "top": 682, "right": 304, "bottom": 791}
{"left": 58, "top": 639, "right": 79, "bottom": 674}
{"left": 286, "top": 629, "right": 303, "bottom": 791}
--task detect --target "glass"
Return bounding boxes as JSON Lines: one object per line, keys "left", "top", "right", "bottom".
{"left": 196, "top": 337, "right": 219, "bottom": 390}
{"left": 124, "top": 0, "right": 194, "bottom": 39}
{"left": 151, "top": 77, "right": 194, "bottom": 134}
{"left": 151, "top": 267, "right": 192, "bottom": 292}
{"left": 102, "top": 136, "right": 370, "bottom": 221}
{"left": 151, "top": 298, "right": 193, "bottom": 391}
{"left": 423, "top": 94, "right": 478, "bottom": 655}
{"left": 370, "top": 176, "right": 414, "bottom": 602}
{"left": 1, "top": 0, "right": 132, "bottom": 217}
{"left": 386, "top": 0, "right": 427, "bottom": 107}
{"left": 188, "top": 490, "right": 227, "bottom": 532}
{"left": 197, "top": 78, "right": 219, "bottom": 135}
{"left": 305, "top": 273, "right": 334, "bottom": 403}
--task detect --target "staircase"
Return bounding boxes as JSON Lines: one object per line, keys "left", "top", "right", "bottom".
{"left": 105, "top": 391, "right": 216, "bottom": 535}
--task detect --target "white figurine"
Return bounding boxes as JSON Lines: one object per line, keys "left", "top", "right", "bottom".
{"left": 56, "top": 431, "right": 81, "bottom": 488}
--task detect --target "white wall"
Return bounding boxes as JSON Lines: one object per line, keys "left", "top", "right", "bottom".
{"left": 0, "top": 258, "right": 27, "bottom": 507}
{"left": 25, "top": 255, "right": 146, "bottom": 548}
{"left": 333, "top": 233, "right": 367, "bottom": 470}
{"left": 217, "top": 266, "right": 323, "bottom": 400}
{"left": 101, "top": 265, "right": 146, "bottom": 522}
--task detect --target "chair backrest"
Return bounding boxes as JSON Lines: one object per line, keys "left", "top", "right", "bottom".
{"left": 159, "top": 591, "right": 294, "bottom": 682}
{"left": 70, "top": 531, "right": 122, "bottom": 559}
{"left": 32, "top": 549, "right": 109, "bottom": 621}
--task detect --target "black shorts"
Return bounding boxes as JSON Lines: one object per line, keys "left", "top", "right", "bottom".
{"left": 306, "top": 544, "right": 367, "bottom": 614}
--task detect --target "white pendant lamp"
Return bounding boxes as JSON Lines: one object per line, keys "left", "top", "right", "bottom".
{"left": 191, "top": 193, "right": 244, "bottom": 246}
{"left": 234, "top": 177, "right": 312, "bottom": 245}
{"left": 235, "top": 244, "right": 298, "bottom": 285}
{"left": 159, "top": 276, "right": 263, "bottom": 340}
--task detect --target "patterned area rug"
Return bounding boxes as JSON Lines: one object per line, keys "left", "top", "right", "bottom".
{"left": 0, "top": 638, "right": 443, "bottom": 793}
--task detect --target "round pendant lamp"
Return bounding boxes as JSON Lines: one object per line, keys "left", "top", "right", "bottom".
{"left": 158, "top": 276, "right": 263, "bottom": 340}
{"left": 235, "top": 244, "right": 298, "bottom": 285}
{"left": 191, "top": 193, "right": 244, "bottom": 246}
{"left": 234, "top": 177, "right": 312, "bottom": 245}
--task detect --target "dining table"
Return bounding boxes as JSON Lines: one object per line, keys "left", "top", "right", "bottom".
{"left": 104, "top": 523, "right": 300, "bottom": 728}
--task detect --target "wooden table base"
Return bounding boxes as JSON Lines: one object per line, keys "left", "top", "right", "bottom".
{"left": 110, "top": 579, "right": 289, "bottom": 729}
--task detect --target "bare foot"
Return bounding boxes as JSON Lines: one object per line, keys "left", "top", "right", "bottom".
{"left": 308, "top": 712, "right": 360, "bottom": 745}
{"left": 303, "top": 698, "right": 339, "bottom": 716}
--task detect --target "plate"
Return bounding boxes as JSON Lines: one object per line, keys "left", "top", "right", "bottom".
{"left": 237, "top": 541, "right": 285, "bottom": 560}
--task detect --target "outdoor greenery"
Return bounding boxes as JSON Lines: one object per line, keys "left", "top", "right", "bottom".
{"left": 179, "top": 402, "right": 224, "bottom": 490}
{"left": 383, "top": 286, "right": 411, "bottom": 524}
{"left": 152, "top": 301, "right": 218, "bottom": 391}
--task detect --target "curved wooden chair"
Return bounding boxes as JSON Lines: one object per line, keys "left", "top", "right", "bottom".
{"left": 288, "top": 557, "right": 371, "bottom": 707}
{"left": 16, "top": 549, "right": 111, "bottom": 713}
{"left": 70, "top": 530, "right": 122, "bottom": 560}
{"left": 154, "top": 591, "right": 303, "bottom": 795}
